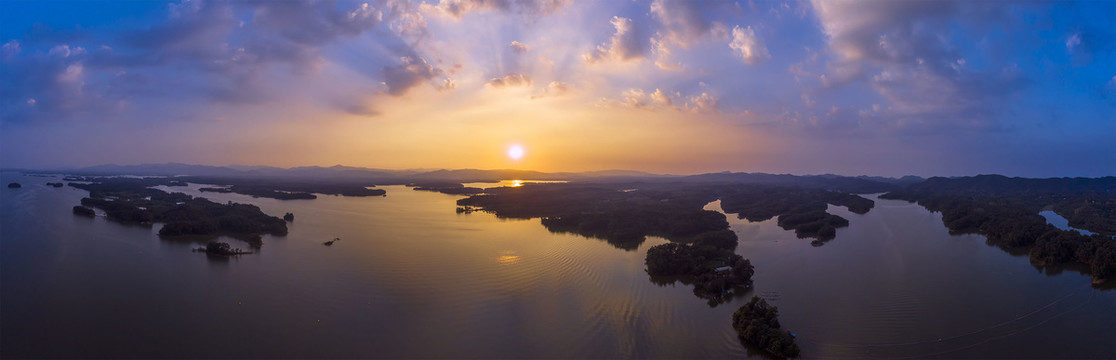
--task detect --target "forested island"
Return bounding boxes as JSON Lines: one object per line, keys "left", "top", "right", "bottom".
{"left": 719, "top": 185, "right": 874, "bottom": 245}
{"left": 733, "top": 297, "right": 800, "bottom": 358}
{"left": 882, "top": 175, "right": 1116, "bottom": 283}
{"left": 68, "top": 178, "right": 288, "bottom": 247}
{"left": 457, "top": 182, "right": 874, "bottom": 303}
{"left": 200, "top": 185, "right": 317, "bottom": 200}
{"left": 411, "top": 182, "right": 485, "bottom": 195}
{"left": 185, "top": 177, "right": 386, "bottom": 199}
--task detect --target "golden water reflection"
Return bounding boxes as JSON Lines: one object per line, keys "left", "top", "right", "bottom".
{"left": 510, "top": 180, "right": 524, "bottom": 187}
{"left": 496, "top": 250, "right": 521, "bottom": 265}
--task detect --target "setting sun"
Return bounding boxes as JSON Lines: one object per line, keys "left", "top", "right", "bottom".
{"left": 507, "top": 145, "right": 525, "bottom": 160}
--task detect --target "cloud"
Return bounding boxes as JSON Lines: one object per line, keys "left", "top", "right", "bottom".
{"left": 531, "top": 81, "right": 571, "bottom": 99}
{"left": 486, "top": 73, "right": 532, "bottom": 87}
{"left": 1066, "top": 33, "right": 1081, "bottom": 50}
{"left": 603, "top": 87, "right": 719, "bottom": 113}
{"left": 808, "top": 0, "right": 1029, "bottom": 130}
{"left": 509, "top": 41, "right": 529, "bottom": 53}
{"left": 729, "top": 26, "right": 770, "bottom": 65}
{"left": 650, "top": 0, "right": 715, "bottom": 45}
{"left": 0, "top": 0, "right": 450, "bottom": 122}
{"left": 647, "top": 0, "right": 737, "bottom": 69}
{"left": 1, "top": 40, "right": 20, "bottom": 59}
{"left": 423, "top": 0, "right": 569, "bottom": 19}
{"left": 0, "top": 44, "right": 121, "bottom": 123}
{"left": 685, "top": 92, "right": 719, "bottom": 112}
{"left": 584, "top": 16, "right": 647, "bottom": 63}
{"left": 381, "top": 56, "right": 444, "bottom": 96}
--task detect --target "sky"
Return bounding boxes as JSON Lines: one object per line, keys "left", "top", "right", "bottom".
{"left": 0, "top": 0, "right": 1113, "bottom": 177}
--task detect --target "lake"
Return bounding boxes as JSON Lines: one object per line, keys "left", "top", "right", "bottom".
{"left": 1039, "top": 210, "right": 1097, "bottom": 236}
{"left": 2, "top": 172, "right": 1112, "bottom": 358}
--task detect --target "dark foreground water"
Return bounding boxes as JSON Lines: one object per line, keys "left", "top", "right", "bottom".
{"left": 2, "top": 172, "right": 1113, "bottom": 359}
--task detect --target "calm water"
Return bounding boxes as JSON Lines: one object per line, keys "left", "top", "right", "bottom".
{"left": 2, "top": 173, "right": 1113, "bottom": 359}
{"left": 1038, "top": 210, "right": 1097, "bottom": 236}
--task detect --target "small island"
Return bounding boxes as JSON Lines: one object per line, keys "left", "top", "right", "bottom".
{"left": 7, "top": 182, "right": 21, "bottom": 188}
{"left": 72, "top": 205, "right": 96, "bottom": 217}
{"left": 733, "top": 297, "right": 801, "bottom": 359}
{"left": 411, "top": 182, "right": 484, "bottom": 195}
{"left": 283, "top": 212, "right": 294, "bottom": 222}
{"left": 719, "top": 186, "right": 873, "bottom": 245}
{"left": 47, "top": 182, "right": 64, "bottom": 187}
{"left": 193, "top": 241, "right": 252, "bottom": 256}
{"left": 201, "top": 185, "right": 316, "bottom": 200}
{"left": 187, "top": 177, "right": 387, "bottom": 198}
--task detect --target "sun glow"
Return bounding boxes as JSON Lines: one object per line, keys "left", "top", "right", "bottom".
{"left": 507, "top": 144, "right": 525, "bottom": 160}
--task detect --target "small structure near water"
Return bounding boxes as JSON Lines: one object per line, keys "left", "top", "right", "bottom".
{"left": 194, "top": 241, "right": 252, "bottom": 256}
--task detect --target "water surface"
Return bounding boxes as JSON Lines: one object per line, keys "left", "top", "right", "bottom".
{"left": 1038, "top": 210, "right": 1097, "bottom": 236}
{"left": 2, "top": 173, "right": 1112, "bottom": 358}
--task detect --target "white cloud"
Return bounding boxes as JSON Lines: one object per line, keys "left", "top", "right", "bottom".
{"left": 685, "top": 92, "right": 718, "bottom": 112}
{"left": 606, "top": 87, "right": 718, "bottom": 113}
{"left": 1066, "top": 33, "right": 1081, "bottom": 50}
{"left": 584, "top": 16, "right": 647, "bottom": 63}
{"left": 2, "top": 40, "right": 21, "bottom": 59}
{"left": 486, "top": 73, "right": 532, "bottom": 87}
{"left": 531, "top": 81, "right": 571, "bottom": 99}
{"left": 729, "top": 26, "right": 770, "bottom": 65}
{"left": 422, "top": 0, "right": 569, "bottom": 19}
{"left": 509, "top": 41, "right": 529, "bottom": 53}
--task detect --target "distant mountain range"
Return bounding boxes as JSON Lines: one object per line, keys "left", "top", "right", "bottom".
{"left": 18, "top": 163, "right": 666, "bottom": 182}
{"left": 11, "top": 162, "right": 932, "bottom": 192}
{"left": 10, "top": 162, "right": 1113, "bottom": 197}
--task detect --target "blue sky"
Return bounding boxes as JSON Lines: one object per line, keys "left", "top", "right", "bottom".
{"left": 0, "top": 0, "right": 1113, "bottom": 177}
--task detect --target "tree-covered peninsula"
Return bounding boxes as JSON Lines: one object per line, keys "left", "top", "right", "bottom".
{"left": 881, "top": 175, "right": 1116, "bottom": 283}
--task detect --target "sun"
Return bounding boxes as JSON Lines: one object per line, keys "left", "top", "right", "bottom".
{"left": 507, "top": 144, "right": 525, "bottom": 160}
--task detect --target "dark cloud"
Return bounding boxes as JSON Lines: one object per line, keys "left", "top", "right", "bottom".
{"left": 0, "top": 44, "right": 120, "bottom": 123}
{"left": 649, "top": 0, "right": 737, "bottom": 45}
{"left": 809, "top": 0, "right": 1030, "bottom": 130}
{"left": 1, "top": 0, "right": 441, "bottom": 123}
{"left": 381, "top": 56, "right": 442, "bottom": 96}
